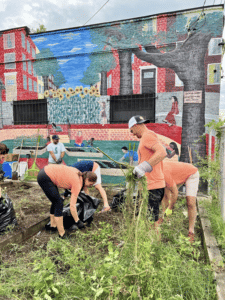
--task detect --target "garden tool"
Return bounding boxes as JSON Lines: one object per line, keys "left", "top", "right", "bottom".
{"left": 12, "top": 138, "right": 24, "bottom": 180}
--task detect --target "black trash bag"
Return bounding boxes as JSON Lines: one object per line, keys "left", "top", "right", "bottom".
{"left": 110, "top": 189, "right": 139, "bottom": 212}
{"left": 47, "top": 192, "right": 101, "bottom": 231}
{"left": 0, "top": 196, "right": 17, "bottom": 234}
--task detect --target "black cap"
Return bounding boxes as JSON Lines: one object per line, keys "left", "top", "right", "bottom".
{"left": 52, "top": 135, "right": 60, "bottom": 140}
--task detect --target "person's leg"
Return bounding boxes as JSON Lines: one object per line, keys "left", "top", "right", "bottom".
{"left": 148, "top": 188, "right": 165, "bottom": 223}
{"left": 37, "top": 169, "right": 65, "bottom": 235}
{"left": 185, "top": 171, "right": 199, "bottom": 236}
{"left": 186, "top": 196, "right": 197, "bottom": 233}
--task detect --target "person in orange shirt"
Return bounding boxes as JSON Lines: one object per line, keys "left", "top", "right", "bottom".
{"left": 128, "top": 115, "right": 167, "bottom": 223}
{"left": 37, "top": 164, "right": 97, "bottom": 239}
{"left": 162, "top": 161, "right": 199, "bottom": 241}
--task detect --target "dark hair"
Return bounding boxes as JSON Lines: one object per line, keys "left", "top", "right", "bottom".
{"left": 169, "top": 142, "right": 179, "bottom": 156}
{"left": 90, "top": 138, "right": 94, "bottom": 141}
{"left": 121, "top": 146, "right": 128, "bottom": 151}
{"left": 47, "top": 136, "right": 51, "bottom": 141}
{"left": 172, "top": 96, "right": 178, "bottom": 103}
{"left": 0, "top": 143, "right": 9, "bottom": 155}
{"left": 78, "top": 171, "right": 97, "bottom": 183}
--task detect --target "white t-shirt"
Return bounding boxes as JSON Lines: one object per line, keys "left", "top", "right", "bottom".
{"left": 47, "top": 142, "right": 66, "bottom": 163}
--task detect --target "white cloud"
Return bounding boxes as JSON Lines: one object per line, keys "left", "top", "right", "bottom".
{"left": 60, "top": 32, "right": 80, "bottom": 40}
{"left": 69, "top": 47, "right": 81, "bottom": 53}
{"left": 58, "top": 59, "right": 70, "bottom": 64}
{"left": 48, "top": 43, "right": 59, "bottom": 46}
{"left": 85, "top": 42, "right": 96, "bottom": 47}
{"left": 33, "top": 37, "right": 47, "bottom": 43}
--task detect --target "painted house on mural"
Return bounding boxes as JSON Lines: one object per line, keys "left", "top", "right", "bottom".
{"left": 0, "top": 4, "right": 223, "bottom": 169}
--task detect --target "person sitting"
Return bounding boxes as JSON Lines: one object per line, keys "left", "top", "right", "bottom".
{"left": 120, "top": 146, "right": 138, "bottom": 166}
{"left": 37, "top": 164, "right": 97, "bottom": 239}
{"left": 74, "top": 131, "right": 84, "bottom": 147}
{"left": 66, "top": 160, "right": 111, "bottom": 213}
{"left": 87, "top": 138, "right": 95, "bottom": 147}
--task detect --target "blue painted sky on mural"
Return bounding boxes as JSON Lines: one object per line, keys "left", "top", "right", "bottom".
{"left": 31, "top": 29, "right": 97, "bottom": 89}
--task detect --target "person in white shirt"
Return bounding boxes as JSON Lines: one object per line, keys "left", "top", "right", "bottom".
{"left": 47, "top": 135, "right": 65, "bottom": 164}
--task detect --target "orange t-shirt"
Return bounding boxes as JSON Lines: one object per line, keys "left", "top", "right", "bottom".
{"left": 44, "top": 164, "right": 83, "bottom": 197}
{"left": 138, "top": 130, "right": 165, "bottom": 190}
{"left": 163, "top": 161, "right": 198, "bottom": 187}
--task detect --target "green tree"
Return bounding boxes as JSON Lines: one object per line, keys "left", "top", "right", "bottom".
{"left": 104, "top": 10, "right": 224, "bottom": 164}
{"left": 34, "top": 48, "right": 60, "bottom": 91}
{"left": 32, "top": 24, "right": 47, "bottom": 33}
{"left": 54, "top": 71, "right": 66, "bottom": 88}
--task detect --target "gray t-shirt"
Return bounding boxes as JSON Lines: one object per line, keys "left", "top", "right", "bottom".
{"left": 47, "top": 142, "right": 66, "bottom": 163}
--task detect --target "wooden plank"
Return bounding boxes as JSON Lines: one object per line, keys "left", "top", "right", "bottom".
{"left": 197, "top": 197, "right": 225, "bottom": 300}
{"left": 0, "top": 217, "right": 49, "bottom": 252}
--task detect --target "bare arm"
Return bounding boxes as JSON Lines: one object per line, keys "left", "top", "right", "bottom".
{"left": 95, "top": 184, "right": 109, "bottom": 207}
{"left": 49, "top": 151, "right": 57, "bottom": 162}
{"left": 60, "top": 151, "right": 65, "bottom": 159}
{"left": 147, "top": 143, "right": 167, "bottom": 167}
{"left": 83, "top": 186, "right": 89, "bottom": 195}
{"left": 70, "top": 193, "right": 79, "bottom": 222}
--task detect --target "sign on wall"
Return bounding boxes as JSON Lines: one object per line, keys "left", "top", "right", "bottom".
{"left": 183, "top": 91, "right": 202, "bottom": 104}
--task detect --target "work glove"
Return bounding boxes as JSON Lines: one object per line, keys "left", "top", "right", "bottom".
{"left": 56, "top": 158, "right": 63, "bottom": 164}
{"left": 62, "top": 189, "right": 71, "bottom": 198}
{"left": 133, "top": 161, "right": 153, "bottom": 178}
{"left": 75, "top": 220, "right": 85, "bottom": 229}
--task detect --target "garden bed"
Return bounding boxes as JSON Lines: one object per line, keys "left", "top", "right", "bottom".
{"left": 0, "top": 184, "right": 219, "bottom": 300}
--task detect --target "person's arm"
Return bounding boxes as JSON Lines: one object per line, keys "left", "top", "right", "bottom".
{"left": 70, "top": 193, "right": 79, "bottom": 222}
{"left": 83, "top": 186, "right": 89, "bottom": 195}
{"left": 49, "top": 151, "right": 57, "bottom": 162}
{"left": 95, "top": 184, "right": 109, "bottom": 207}
{"left": 60, "top": 151, "right": 65, "bottom": 159}
{"left": 147, "top": 143, "right": 167, "bottom": 167}
{"left": 167, "top": 184, "right": 178, "bottom": 210}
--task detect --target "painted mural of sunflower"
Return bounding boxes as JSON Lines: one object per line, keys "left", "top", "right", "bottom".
{"left": 53, "top": 92, "right": 57, "bottom": 98}
{"left": 75, "top": 87, "right": 80, "bottom": 94}
{"left": 57, "top": 89, "right": 61, "bottom": 93}
{"left": 80, "top": 93, "right": 85, "bottom": 98}
{"left": 79, "top": 86, "right": 83, "bottom": 92}
{"left": 95, "top": 92, "right": 100, "bottom": 97}
{"left": 83, "top": 87, "right": 89, "bottom": 94}
{"left": 59, "top": 94, "right": 64, "bottom": 101}
{"left": 66, "top": 92, "right": 70, "bottom": 99}
{"left": 68, "top": 87, "right": 74, "bottom": 93}
{"left": 44, "top": 90, "right": 49, "bottom": 98}
{"left": 61, "top": 87, "right": 67, "bottom": 93}
{"left": 89, "top": 90, "right": 93, "bottom": 96}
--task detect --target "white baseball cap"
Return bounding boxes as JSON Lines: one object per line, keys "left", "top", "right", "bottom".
{"left": 128, "top": 115, "right": 150, "bottom": 129}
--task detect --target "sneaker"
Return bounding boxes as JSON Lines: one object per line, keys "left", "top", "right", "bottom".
{"left": 188, "top": 231, "right": 195, "bottom": 243}
{"left": 45, "top": 224, "right": 57, "bottom": 232}
{"left": 58, "top": 231, "right": 71, "bottom": 239}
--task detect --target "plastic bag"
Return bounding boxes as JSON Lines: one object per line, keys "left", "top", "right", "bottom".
{"left": 110, "top": 189, "right": 139, "bottom": 212}
{"left": 47, "top": 192, "right": 101, "bottom": 231}
{"left": 0, "top": 196, "right": 17, "bottom": 234}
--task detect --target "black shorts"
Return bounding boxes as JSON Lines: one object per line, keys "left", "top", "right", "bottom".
{"left": 148, "top": 188, "right": 164, "bottom": 222}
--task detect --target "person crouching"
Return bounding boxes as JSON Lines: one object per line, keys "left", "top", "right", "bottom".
{"left": 37, "top": 164, "right": 97, "bottom": 239}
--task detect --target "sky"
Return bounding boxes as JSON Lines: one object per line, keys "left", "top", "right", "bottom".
{"left": 0, "top": 0, "right": 224, "bottom": 106}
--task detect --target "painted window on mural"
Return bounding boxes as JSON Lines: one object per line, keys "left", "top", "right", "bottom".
{"left": 142, "top": 18, "right": 156, "bottom": 34}
{"left": 175, "top": 74, "right": 184, "bottom": 87}
{"left": 208, "top": 63, "right": 221, "bottom": 85}
{"left": 4, "top": 53, "right": 16, "bottom": 69}
{"left": 132, "top": 54, "right": 134, "bottom": 64}
{"left": 21, "top": 32, "right": 25, "bottom": 48}
{"left": 22, "top": 53, "right": 26, "bottom": 71}
{"left": 23, "top": 75, "right": 27, "bottom": 90}
{"left": 28, "top": 78, "right": 32, "bottom": 91}
{"left": 107, "top": 74, "right": 112, "bottom": 88}
{"left": 38, "top": 84, "right": 41, "bottom": 93}
{"left": 32, "top": 48, "right": 36, "bottom": 58}
{"left": 3, "top": 33, "right": 15, "bottom": 49}
{"left": 33, "top": 80, "right": 37, "bottom": 92}
{"left": 208, "top": 38, "right": 223, "bottom": 55}
{"left": 132, "top": 70, "right": 134, "bottom": 89}
{"left": 28, "top": 61, "right": 32, "bottom": 74}
{"left": 27, "top": 40, "right": 30, "bottom": 53}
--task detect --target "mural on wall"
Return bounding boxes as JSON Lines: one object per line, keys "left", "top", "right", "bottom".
{"left": 163, "top": 96, "right": 179, "bottom": 127}
{"left": 0, "top": 5, "right": 223, "bottom": 165}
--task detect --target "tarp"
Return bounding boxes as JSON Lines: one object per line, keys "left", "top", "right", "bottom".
{"left": 0, "top": 196, "right": 17, "bottom": 234}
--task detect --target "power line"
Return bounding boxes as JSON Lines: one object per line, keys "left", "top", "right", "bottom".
{"left": 83, "top": 0, "right": 110, "bottom": 26}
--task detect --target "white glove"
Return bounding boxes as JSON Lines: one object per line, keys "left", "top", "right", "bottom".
{"left": 133, "top": 161, "right": 153, "bottom": 178}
